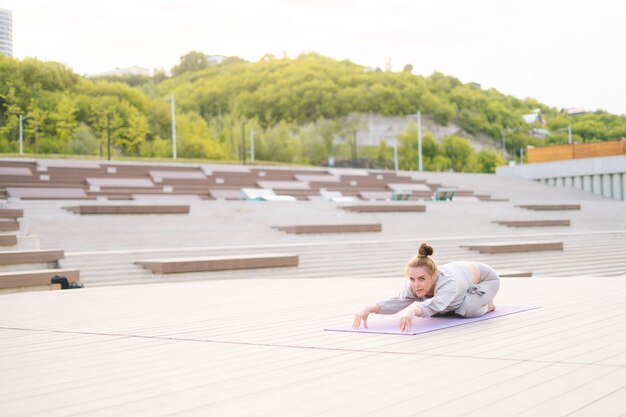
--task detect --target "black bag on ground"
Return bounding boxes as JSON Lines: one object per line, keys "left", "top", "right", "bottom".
{"left": 51, "top": 275, "right": 69, "bottom": 289}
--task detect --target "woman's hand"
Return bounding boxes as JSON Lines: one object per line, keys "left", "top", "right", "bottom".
{"left": 353, "top": 305, "right": 380, "bottom": 329}
{"left": 399, "top": 306, "right": 419, "bottom": 332}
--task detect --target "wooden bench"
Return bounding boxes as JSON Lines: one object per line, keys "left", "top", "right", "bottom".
{"left": 6, "top": 187, "right": 89, "bottom": 199}
{"left": 273, "top": 224, "right": 381, "bottom": 234}
{"left": 341, "top": 204, "right": 426, "bottom": 213}
{"left": 0, "top": 249, "right": 64, "bottom": 266}
{"left": 492, "top": 220, "right": 571, "bottom": 227}
{"left": 63, "top": 205, "right": 190, "bottom": 214}
{"left": 0, "top": 209, "right": 23, "bottom": 219}
{"left": 516, "top": 204, "right": 581, "bottom": 211}
{"left": 0, "top": 268, "right": 80, "bottom": 290}
{"left": 496, "top": 269, "right": 533, "bottom": 278}
{"left": 460, "top": 241, "right": 563, "bottom": 254}
{"left": 359, "top": 191, "right": 392, "bottom": 201}
{"left": 0, "top": 220, "right": 20, "bottom": 231}
{"left": 0, "top": 235, "right": 17, "bottom": 247}
{"left": 136, "top": 253, "right": 299, "bottom": 274}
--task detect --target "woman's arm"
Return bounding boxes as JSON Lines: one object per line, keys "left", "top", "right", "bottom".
{"left": 352, "top": 304, "right": 381, "bottom": 329}
{"left": 399, "top": 304, "right": 423, "bottom": 332}
{"left": 353, "top": 284, "right": 417, "bottom": 328}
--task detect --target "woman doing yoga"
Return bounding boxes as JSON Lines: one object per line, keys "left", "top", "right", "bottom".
{"left": 353, "top": 242, "right": 500, "bottom": 332}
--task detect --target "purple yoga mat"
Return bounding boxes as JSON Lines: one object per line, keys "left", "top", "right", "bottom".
{"left": 325, "top": 305, "right": 541, "bottom": 335}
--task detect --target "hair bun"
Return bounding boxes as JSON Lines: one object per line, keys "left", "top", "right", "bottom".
{"left": 418, "top": 242, "right": 434, "bottom": 258}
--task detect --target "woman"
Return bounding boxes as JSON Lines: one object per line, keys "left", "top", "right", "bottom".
{"left": 353, "top": 242, "right": 500, "bottom": 332}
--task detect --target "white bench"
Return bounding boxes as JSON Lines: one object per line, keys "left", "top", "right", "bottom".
{"left": 240, "top": 188, "right": 296, "bottom": 201}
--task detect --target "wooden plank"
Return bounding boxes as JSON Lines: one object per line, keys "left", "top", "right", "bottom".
{"left": 493, "top": 220, "right": 571, "bottom": 227}
{"left": 516, "top": 204, "right": 581, "bottom": 211}
{"left": 574, "top": 139, "right": 626, "bottom": 159}
{"left": 273, "top": 224, "right": 382, "bottom": 234}
{"left": 63, "top": 205, "right": 190, "bottom": 215}
{"left": 0, "top": 220, "right": 20, "bottom": 231}
{"left": 0, "top": 268, "right": 80, "bottom": 289}
{"left": 358, "top": 191, "right": 392, "bottom": 201}
{"left": 341, "top": 204, "right": 426, "bottom": 212}
{"left": 6, "top": 187, "right": 88, "bottom": 199}
{"left": 135, "top": 253, "right": 299, "bottom": 274}
{"left": 0, "top": 209, "right": 24, "bottom": 219}
{"left": 497, "top": 269, "right": 533, "bottom": 278}
{"left": 527, "top": 144, "right": 574, "bottom": 163}
{"left": 0, "top": 235, "right": 17, "bottom": 246}
{"left": 461, "top": 241, "right": 563, "bottom": 254}
{"left": 0, "top": 249, "right": 64, "bottom": 265}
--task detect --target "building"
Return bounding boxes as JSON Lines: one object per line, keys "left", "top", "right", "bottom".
{"left": 0, "top": 7, "right": 12, "bottom": 57}
{"left": 206, "top": 54, "right": 226, "bottom": 65}
{"left": 90, "top": 66, "right": 151, "bottom": 77}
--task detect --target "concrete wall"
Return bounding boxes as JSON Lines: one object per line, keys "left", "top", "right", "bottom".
{"left": 496, "top": 155, "right": 626, "bottom": 201}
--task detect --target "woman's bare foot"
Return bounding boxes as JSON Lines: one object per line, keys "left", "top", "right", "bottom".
{"left": 488, "top": 302, "right": 496, "bottom": 312}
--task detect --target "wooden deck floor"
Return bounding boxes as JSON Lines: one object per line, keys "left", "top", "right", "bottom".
{"left": 1, "top": 164, "right": 625, "bottom": 415}
{"left": 1, "top": 275, "right": 625, "bottom": 416}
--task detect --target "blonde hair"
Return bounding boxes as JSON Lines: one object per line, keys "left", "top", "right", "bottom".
{"left": 406, "top": 242, "right": 438, "bottom": 278}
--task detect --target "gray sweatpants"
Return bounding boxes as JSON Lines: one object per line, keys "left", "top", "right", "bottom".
{"left": 455, "top": 262, "right": 500, "bottom": 318}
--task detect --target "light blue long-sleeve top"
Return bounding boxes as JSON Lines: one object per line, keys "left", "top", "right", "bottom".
{"left": 376, "top": 261, "right": 480, "bottom": 317}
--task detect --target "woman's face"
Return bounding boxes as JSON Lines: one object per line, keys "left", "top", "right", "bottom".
{"left": 407, "top": 266, "right": 435, "bottom": 297}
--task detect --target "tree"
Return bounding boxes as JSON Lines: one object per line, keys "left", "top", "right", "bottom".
{"left": 49, "top": 94, "right": 78, "bottom": 145}
{"left": 171, "top": 51, "right": 209, "bottom": 77}
{"left": 442, "top": 135, "right": 477, "bottom": 172}
{"left": 477, "top": 148, "right": 505, "bottom": 173}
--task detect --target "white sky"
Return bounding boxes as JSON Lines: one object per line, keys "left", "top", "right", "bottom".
{"left": 4, "top": 0, "right": 626, "bottom": 115}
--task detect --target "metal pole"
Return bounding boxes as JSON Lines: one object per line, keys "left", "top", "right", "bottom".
{"left": 501, "top": 131, "right": 506, "bottom": 159}
{"left": 568, "top": 125, "right": 572, "bottom": 145}
{"left": 241, "top": 122, "right": 246, "bottom": 164}
{"left": 417, "top": 111, "right": 423, "bottom": 172}
{"left": 520, "top": 147, "right": 524, "bottom": 164}
{"left": 107, "top": 113, "right": 111, "bottom": 161}
{"left": 393, "top": 139, "right": 398, "bottom": 172}
{"left": 19, "top": 115, "right": 23, "bottom": 155}
{"left": 250, "top": 130, "right": 255, "bottom": 162}
{"left": 171, "top": 94, "right": 177, "bottom": 159}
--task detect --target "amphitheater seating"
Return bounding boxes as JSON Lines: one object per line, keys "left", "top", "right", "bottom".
{"left": 496, "top": 269, "right": 533, "bottom": 278}
{"left": 0, "top": 209, "right": 23, "bottom": 219}
{"left": 136, "top": 253, "right": 299, "bottom": 274}
{"left": 0, "top": 220, "right": 20, "bottom": 232}
{"left": 341, "top": 204, "right": 426, "bottom": 213}
{"left": 0, "top": 235, "right": 17, "bottom": 247}
{"left": 0, "top": 249, "right": 65, "bottom": 266}
{"left": 0, "top": 268, "right": 80, "bottom": 290}
{"left": 461, "top": 241, "right": 564, "bottom": 254}
{"left": 0, "top": 159, "right": 501, "bottom": 203}
{"left": 273, "top": 224, "right": 382, "bottom": 234}
{"left": 516, "top": 204, "right": 581, "bottom": 211}
{"left": 493, "top": 220, "right": 571, "bottom": 227}
{"left": 63, "top": 205, "right": 190, "bottom": 215}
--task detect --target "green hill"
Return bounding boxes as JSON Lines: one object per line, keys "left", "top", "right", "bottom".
{"left": 1, "top": 52, "right": 624, "bottom": 172}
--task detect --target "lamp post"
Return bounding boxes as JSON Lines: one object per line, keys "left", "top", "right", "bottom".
{"left": 107, "top": 113, "right": 111, "bottom": 161}
{"left": 416, "top": 111, "right": 423, "bottom": 172}
{"left": 555, "top": 125, "right": 573, "bottom": 145}
{"left": 250, "top": 130, "right": 255, "bottom": 162}
{"left": 170, "top": 94, "right": 177, "bottom": 160}
{"left": 19, "top": 114, "right": 29, "bottom": 155}
{"left": 241, "top": 122, "right": 246, "bottom": 164}
{"left": 393, "top": 139, "right": 399, "bottom": 172}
